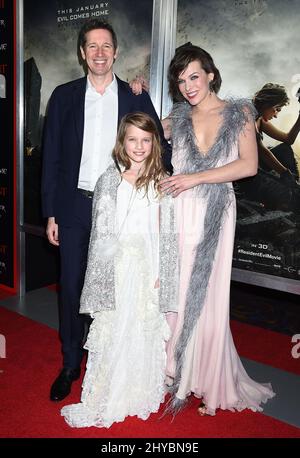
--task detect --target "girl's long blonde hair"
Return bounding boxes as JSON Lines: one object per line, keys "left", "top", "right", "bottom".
{"left": 112, "top": 112, "right": 167, "bottom": 195}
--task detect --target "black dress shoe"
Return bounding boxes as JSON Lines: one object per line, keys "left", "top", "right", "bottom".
{"left": 50, "top": 367, "right": 81, "bottom": 402}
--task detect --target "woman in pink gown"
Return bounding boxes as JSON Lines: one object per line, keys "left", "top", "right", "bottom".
{"left": 160, "top": 43, "right": 275, "bottom": 416}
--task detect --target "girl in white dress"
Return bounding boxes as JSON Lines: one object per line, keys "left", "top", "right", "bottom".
{"left": 61, "top": 112, "right": 178, "bottom": 428}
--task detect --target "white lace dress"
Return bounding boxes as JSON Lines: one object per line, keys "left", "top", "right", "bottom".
{"left": 61, "top": 179, "right": 170, "bottom": 428}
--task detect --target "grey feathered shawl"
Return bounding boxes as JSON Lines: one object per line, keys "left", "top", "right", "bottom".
{"left": 79, "top": 163, "right": 179, "bottom": 315}
{"left": 167, "top": 99, "right": 257, "bottom": 412}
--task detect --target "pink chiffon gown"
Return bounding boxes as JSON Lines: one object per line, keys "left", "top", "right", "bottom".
{"left": 165, "top": 100, "right": 275, "bottom": 416}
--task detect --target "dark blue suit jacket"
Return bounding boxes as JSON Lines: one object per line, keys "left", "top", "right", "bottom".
{"left": 41, "top": 75, "right": 172, "bottom": 225}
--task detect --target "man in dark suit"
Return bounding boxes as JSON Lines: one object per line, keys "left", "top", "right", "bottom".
{"left": 41, "top": 19, "right": 172, "bottom": 402}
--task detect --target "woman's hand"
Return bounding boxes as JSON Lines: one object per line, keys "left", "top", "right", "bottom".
{"left": 160, "top": 173, "right": 201, "bottom": 197}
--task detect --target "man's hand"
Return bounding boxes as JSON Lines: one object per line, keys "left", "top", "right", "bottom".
{"left": 128, "top": 76, "right": 149, "bottom": 95}
{"left": 46, "top": 217, "right": 59, "bottom": 246}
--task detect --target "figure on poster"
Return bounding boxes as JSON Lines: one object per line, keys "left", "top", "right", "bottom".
{"left": 237, "top": 83, "right": 300, "bottom": 213}
{"left": 41, "top": 18, "right": 172, "bottom": 403}
{"left": 255, "top": 83, "right": 300, "bottom": 177}
{"left": 159, "top": 43, "right": 275, "bottom": 416}
{"left": 61, "top": 112, "right": 178, "bottom": 428}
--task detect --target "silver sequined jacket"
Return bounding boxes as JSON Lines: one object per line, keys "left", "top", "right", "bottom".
{"left": 80, "top": 164, "right": 179, "bottom": 315}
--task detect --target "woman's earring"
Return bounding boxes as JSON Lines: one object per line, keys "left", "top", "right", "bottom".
{"left": 209, "top": 80, "right": 214, "bottom": 93}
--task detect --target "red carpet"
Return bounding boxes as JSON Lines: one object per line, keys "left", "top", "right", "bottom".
{"left": 0, "top": 306, "right": 299, "bottom": 438}
{"left": 231, "top": 320, "right": 300, "bottom": 376}
{"left": 0, "top": 290, "right": 15, "bottom": 301}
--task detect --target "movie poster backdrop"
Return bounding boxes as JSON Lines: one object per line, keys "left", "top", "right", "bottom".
{"left": 23, "top": 0, "right": 300, "bottom": 286}
{"left": 176, "top": 0, "right": 300, "bottom": 282}
{"left": 24, "top": 0, "right": 154, "bottom": 226}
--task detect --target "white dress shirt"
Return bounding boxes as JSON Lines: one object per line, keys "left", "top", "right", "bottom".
{"left": 78, "top": 74, "right": 118, "bottom": 191}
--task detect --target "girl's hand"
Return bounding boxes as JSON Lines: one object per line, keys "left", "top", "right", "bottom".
{"left": 128, "top": 76, "right": 149, "bottom": 95}
{"left": 159, "top": 174, "right": 201, "bottom": 197}
{"left": 154, "top": 278, "right": 160, "bottom": 289}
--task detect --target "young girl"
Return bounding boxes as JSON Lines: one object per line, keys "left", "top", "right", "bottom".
{"left": 61, "top": 112, "right": 178, "bottom": 428}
